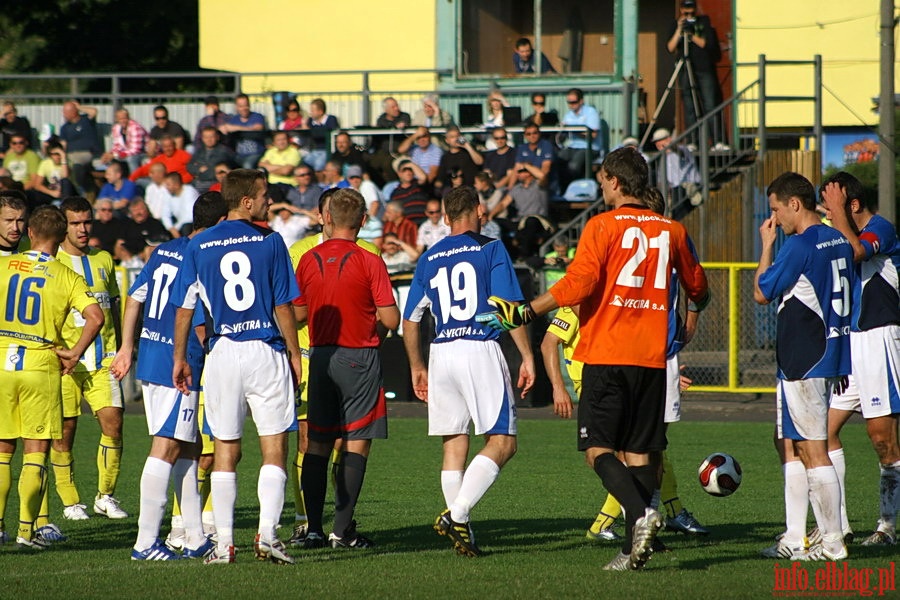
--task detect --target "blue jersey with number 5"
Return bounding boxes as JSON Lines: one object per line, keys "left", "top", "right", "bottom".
{"left": 404, "top": 231, "right": 523, "bottom": 343}
{"left": 171, "top": 220, "right": 299, "bottom": 351}
{"left": 757, "top": 224, "right": 853, "bottom": 380}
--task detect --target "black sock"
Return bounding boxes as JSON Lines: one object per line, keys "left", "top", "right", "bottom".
{"left": 333, "top": 452, "right": 368, "bottom": 539}
{"left": 629, "top": 464, "right": 657, "bottom": 506}
{"left": 593, "top": 453, "right": 648, "bottom": 553}
{"left": 301, "top": 453, "right": 329, "bottom": 535}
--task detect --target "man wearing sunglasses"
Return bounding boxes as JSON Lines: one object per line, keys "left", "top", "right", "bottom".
{"left": 148, "top": 105, "right": 187, "bottom": 151}
{"left": 188, "top": 127, "right": 236, "bottom": 193}
{"left": 559, "top": 88, "right": 603, "bottom": 191}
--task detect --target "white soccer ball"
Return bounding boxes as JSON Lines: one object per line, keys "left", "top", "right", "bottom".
{"left": 698, "top": 452, "right": 742, "bottom": 497}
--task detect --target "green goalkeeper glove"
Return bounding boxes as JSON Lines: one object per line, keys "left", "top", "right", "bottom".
{"left": 475, "top": 296, "right": 535, "bottom": 331}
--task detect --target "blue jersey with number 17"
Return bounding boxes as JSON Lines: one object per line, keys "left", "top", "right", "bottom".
{"left": 171, "top": 219, "right": 299, "bottom": 351}
{"left": 404, "top": 231, "right": 523, "bottom": 343}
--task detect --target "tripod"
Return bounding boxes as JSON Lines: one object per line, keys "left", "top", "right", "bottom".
{"left": 640, "top": 31, "right": 703, "bottom": 148}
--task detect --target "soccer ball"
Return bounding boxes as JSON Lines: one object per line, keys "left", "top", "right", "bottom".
{"left": 698, "top": 452, "right": 742, "bottom": 497}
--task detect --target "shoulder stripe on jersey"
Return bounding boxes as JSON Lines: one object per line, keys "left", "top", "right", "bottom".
{"left": 311, "top": 251, "right": 325, "bottom": 276}
{"left": 338, "top": 251, "right": 355, "bottom": 276}
{"left": 246, "top": 220, "right": 277, "bottom": 238}
{"left": 463, "top": 230, "right": 494, "bottom": 248}
{"left": 80, "top": 255, "right": 94, "bottom": 286}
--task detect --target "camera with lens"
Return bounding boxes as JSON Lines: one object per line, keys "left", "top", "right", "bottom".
{"left": 682, "top": 17, "right": 696, "bottom": 36}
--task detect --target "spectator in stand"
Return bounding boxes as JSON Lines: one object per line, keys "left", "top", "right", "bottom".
{"left": 396, "top": 127, "right": 443, "bottom": 185}
{"left": 279, "top": 101, "right": 307, "bottom": 132}
{"left": 321, "top": 160, "right": 350, "bottom": 190}
{"left": 412, "top": 94, "right": 454, "bottom": 128}
{"left": 97, "top": 160, "right": 139, "bottom": 215}
{"left": 125, "top": 197, "right": 171, "bottom": 244}
{"left": 515, "top": 123, "right": 554, "bottom": 187}
{"left": 193, "top": 96, "right": 230, "bottom": 149}
{"left": 483, "top": 127, "right": 517, "bottom": 190}
{"left": 382, "top": 199, "right": 418, "bottom": 248}
{"left": 208, "top": 162, "right": 230, "bottom": 192}
{"left": 380, "top": 231, "right": 419, "bottom": 274}
{"left": 331, "top": 131, "right": 367, "bottom": 174}
{"left": 370, "top": 96, "right": 411, "bottom": 186}
{"left": 435, "top": 126, "right": 483, "bottom": 192}
{"left": 161, "top": 171, "right": 199, "bottom": 238}
{"left": 102, "top": 108, "right": 147, "bottom": 173}
{"left": 30, "top": 142, "right": 75, "bottom": 206}
{"left": 0, "top": 102, "right": 32, "bottom": 157}
{"left": 268, "top": 202, "right": 311, "bottom": 248}
{"left": 90, "top": 198, "right": 131, "bottom": 254}
{"left": 485, "top": 90, "right": 509, "bottom": 129}
{"left": 440, "top": 168, "right": 467, "bottom": 200}
{"left": 220, "top": 93, "right": 267, "bottom": 169}
{"left": 542, "top": 238, "right": 575, "bottom": 287}
{"left": 113, "top": 235, "right": 147, "bottom": 270}
{"left": 513, "top": 37, "right": 557, "bottom": 74}
{"left": 376, "top": 97, "right": 410, "bottom": 130}
{"left": 346, "top": 165, "right": 381, "bottom": 210}
{"left": 524, "top": 92, "right": 559, "bottom": 128}
{"left": 416, "top": 198, "right": 450, "bottom": 254}
{"left": 489, "top": 162, "right": 551, "bottom": 259}
{"left": 286, "top": 165, "right": 322, "bottom": 215}
{"left": 59, "top": 101, "right": 101, "bottom": 195}
{"left": 129, "top": 136, "right": 193, "bottom": 184}
{"left": 651, "top": 127, "right": 702, "bottom": 214}
{"left": 559, "top": 88, "right": 604, "bottom": 190}
{"left": 389, "top": 158, "right": 430, "bottom": 225}
{"left": 357, "top": 210, "right": 384, "bottom": 250}
{"left": 143, "top": 162, "right": 169, "bottom": 220}
{"left": 2, "top": 134, "right": 40, "bottom": 190}
{"left": 148, "top": 105, "right": 187, "bottom": 150}
{"left": 474, "top": 171, "right": 506, "bottom": 220}
{"left": 305, "top": 98, "right": 340, "bottom": 174}
{"left": 259, "top": 130, "right": 302, "bottom": 195}
{"left": 188, "top": 126, "right": 235, "bottom": 193}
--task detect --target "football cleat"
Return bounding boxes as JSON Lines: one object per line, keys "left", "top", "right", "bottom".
{"left": 17, "top": 536, "right": 50, "bottom": 551}
{"left": 436, "top": 511, "right": 481, "bottom": 557}
{"left": 204, "top": 545, "right": 236, "bottom": 564}
{"left": 34, "top": 524, "right": 67, "bottom": 544}
{"left": 94, "top": 494, "right": 128, "bottom": 519}
{"left": 586, "top": 527, "right": 623, "bottom": 542}
{"left": 328, "top": 520, "right": 374, "bottom": 549}
{"left": 63, "top": 503, "right": 90, "bottom": 521}
{"left": 301, "top": 531, "right": 327, "bottom": 549}
{"left": 630, "top": 508, "right": 664, "bottom": 569}
{"left": 760, "top": 540, "right": 812, "bottom": 560}
{"left": 434, "top": 509, "right": 451, "bottom": 536}
{"left": 165, "top": 528, "right": 186, "bottom": 551}
{"left": 602, "top": 551, "right": 635, "bottom": 571}
{"left": 288, "top": 522, "right": 308, "bottom": 547}
{"left": 861, "top": 530, "right": 896, "bottom": 546}
{"left": 254, "top": 534, "right": 295, "bottom": 565}
{"left": 0, "top": 530, "right": 8, "bottom": 545}
{"left": 808, "top": 542, "right": 849, "bottom": 561}
{"left": 808, "top": 526, "right": 854, "bottom": 547}
{"left": 131, "top": 539, "right": 181, "bottom": 561}
{"left": 666, "top": 509, "right": 709, "bottom": 536}
{"left": 182, "top": 537, "right": 216, "bottom": 559}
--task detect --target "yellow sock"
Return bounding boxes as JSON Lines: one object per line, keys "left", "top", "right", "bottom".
{"left": 97, "top": 434, "right": 122, "bottom": 496}
{"left": 0, "top": 451, "right": 12, "bottom": 532}
{"left": 660, "top": 451, "right": 683, "bottom": 519}
{"left": 292, "top": 452, "right": 306, "bottom": 522}
{"left": 171, "top": 493, "right": 182, "bottom": 518}
{"left": 198, "top": 465, "right": 213, "bottom": 515}
{"left": 50, "top": 448, "right": 80, "bottom": 506}
{"left": 18, "top": 453, "right": 47, "bottom": 541}
{"left": 35, "top": 481, "right": 50, "bottom": 528}
{"left": 590, "top": 494, "right": 623, "bottom": 533}
{"left": 329, "top": 447, "right": 341, "bottom": 491}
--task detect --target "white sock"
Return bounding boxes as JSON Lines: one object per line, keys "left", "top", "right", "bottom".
{"left": 135, "top": 457, "right": 172, "bottom": 551}
{"left": 807, "top": 465, "right": 843, "bottom": 552}
{"left": 211, "top": 471, "right": 238, "bottom": 552}
{"left": 449, "top": 455, "right": 500, "bottom": 523}
{"left": 173, "top": 458, "right": 204, "bottom": 550}
{"left": 258, "top": 464, "right": 287, "bottom": 542}
{"left": 783, "top": 460, "right": 809, "bottom": 546}
{"left": 878, "top": 460, "right": 900, "bottom": 533}
{"left": 440, "top": 470, "right": 464, "bottom": 508}
{"left": 828, "top": 448, "right": 849, "bottom": 533}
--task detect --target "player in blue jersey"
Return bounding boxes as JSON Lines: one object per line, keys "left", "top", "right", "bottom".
{"left": 754, "top": 172, "right": 853, "bottom": 561}
{"left": 111, "top": 192, "right": 227, "bottom": 561}
{"left": 822, "top": 172, "right": 900, "bottom": 547}
{"left": 403, "top": 185, "right": 535, "bottom": 556}
{"left": 171, "top": 169, "right": 302, "bottom": 565}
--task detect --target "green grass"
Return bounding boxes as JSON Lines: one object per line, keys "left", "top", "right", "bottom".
{"left": 1, "top": 414, "right": 894, "bottom": 599}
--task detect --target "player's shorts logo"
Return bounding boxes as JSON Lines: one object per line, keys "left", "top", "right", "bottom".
{"left": 579, "top": 426, "right": 588, "bottom": 439}
{"left": 36, "top": 426, "right": 44, "bottom": 433}
{"left": 872, "top": 397, "right": 882, "bottom": 406}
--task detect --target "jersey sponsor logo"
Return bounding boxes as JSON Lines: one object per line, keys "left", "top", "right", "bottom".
{"left": 0, "top": 329, "right": 51, "bottom": 344}
{"left": 613, "top": 213, "right": 671, "bottom": 224}
{"left": 434, "top": 325, "right": 487, "bottom": 340}
{"left": 199, "top": 234, "right": 264, "bottom": 250}
{"left": 140, "top": 327, "right": 173, "bottom": 344}
{"left": 815, "top": 237, "right": 849, "bottom": 250}
{"left": 827, "top": 325, "right": 851, "bottom": 338}
{"left": 608, "top": 296, "right": 666, "bottom": 311}
{"left": 218, "top": 318, "right": 268, "bottom": 335}
{"left": 426, "top": 244, "right": 481, "bottom": 262}
{"left": 156, "top": 249, "right": 183, "bottom": 261}
{"left": 550, "top": 317, "right": 570, "bottom": 331}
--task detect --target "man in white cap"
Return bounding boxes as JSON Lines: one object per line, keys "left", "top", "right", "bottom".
{"left": 652, "top": 128, "right": 701, "bottom": 213}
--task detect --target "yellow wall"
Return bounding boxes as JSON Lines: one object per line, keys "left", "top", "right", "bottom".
{"left": 199, "top": 0, "right": 438, "bottom": 94}
{"left": 736, "top": 1, "right": 897, "bottom": 128}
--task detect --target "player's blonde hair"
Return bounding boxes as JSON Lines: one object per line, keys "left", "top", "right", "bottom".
{"left": 222, "top": 168, "right": 265, "bottom": 210}
{"left": 326, "top": 188, "right": 366, "bottom": 229}
{"left": 28, "top": 205, "right": 67, "bottom": 244}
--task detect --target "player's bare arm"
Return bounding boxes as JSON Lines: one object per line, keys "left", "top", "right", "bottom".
{"left": 274, "top": 302, "right": 302, "bottom": 389}
{"left": 293, "top": 304, "right": 308, "bottom": 326}
{"left": 540, "top": 330, "right": 573, "bottom": 419}
{"left": 172, "top": 306, "right": 195, "bottom": 394}
{"left": 56, "top": 302, "right": 104, "bottom": 375}
{"left": 376, "top": 304, "right": 401, "bottom": 331}
{"left": 753, "top": 215, "right": 777, "bottom": 305}
{"left": 110, "top": 295, "right": 143, "bottom": 380}
{"left": 401, "top": 318, "right": 429, "bottom": 403}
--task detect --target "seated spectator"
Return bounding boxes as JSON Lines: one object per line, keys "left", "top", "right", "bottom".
{"left": 59, "top": 101, "right": 101, "bottom": 195}
{"left": 102, "top": 108, "right": 147, "bottom": 173}
{"left": 412, "top": 94, "right": 454, "bottom": 128}
{"left": 259, "top": 130, "right": 301, "bottom": 192}
{"left": 382, "top": 200, "right": 418, "bottom": 248}
{"left": 440, "top": 168, "right": 466, "bottom": 200}
{"left": 559, "top": 88, "right": 604, "bottom": 189}
{"left": 489, "top": 163, "right": 551, "bottom": 259}
{"left": 90, "top": 198, "right": 131, "bottom": 254}
{"left": 479, "top": 203, "right": 502, "bottom": 240}
{"left": 652, "top": 127, "right": 702, "bottom": 216}
{"left": 125, "top": 197, "right": 171, "bottom": 243}
{"left": 114, "top": 236, "right": 146, "bottom": 270}
{"left": 380, "top": 231, "right": 419, "bottom": 274}
{"left": 435, "top": 126, "right": 483, "bottom": 192}
{"left": 143, "top": 162, "right": 169, "bottom": 220}
{"left": 331, "top": 131, "right": 367, "bottom": 174}
{"left": 474, "top": 171, "right": 506, "bottom": 219}
{"left": 416, "top": 198, "right": 450, "bottom": 254}
{"left": 193, "top": 96, "right": 230, "bottom": 149}
{"left": 208, "top": 162, "right": 231, "bottom": 193}
{"left": 161, "top": 171, "right": 199, "bottom": 238}
{"left": 542, "top": 238, "right": 575, "bottom": 287}
{"left": 320, "top": 160, "right": 350, "bottom": 190}
{"left": 523, "top": 92, "right": 559, "bottom": 128}
{"left": 30, "top": 142, "right": 75, "bottom": 206}
{"left": 286, "top": 165, "right": 322, "bottom": 215}
{"left": 482, "top": 127, "right": 516, "bottom": 189}
{"left": 357, "top": 211, "right": 383, "bottom": 249}
{"left": 346, "top": 165, "right": 381, "bottom": 212}
{"left": 98, "top": 160, "right": 139, "bottom": 215}
{"left": 396, "top": 127, "right": 442, "bottom": 184}
{"left": 279, "top": 101, "right": 307, "bottom": 132}
{"left": 268, "top": 202, "right": 311, "bottom": 248}
{"left": 485, "top": 90, "right": 509, "bottom": 129}
{"left": 2, "top": 134, "right": 40, "bottom": 190}
{"left": 188, "top": 126, "right": 235, "bottom": 192}
{"left": 389, "top": 159, "right": 429, "bottom": 225}
{"left": 129, "top": 136, "right": 193, "bottom": 184}
{"left": 376, "top": 97, "right": 411, "bottom": 130}
{"left": 0, "top": 102, "right": 32, "bottom": 158}
{"left": 305, "top": 98, "right": 340, "bottom": 173}
{"left": 220, "top": 93, "right": 267, "bottom": 169}
{"left": 148, "top": 105, "right": 187, "bottom": 150}
{"left": 513, "top": 37, "right": 556, "bottom": 74}
{"left": 515, "top": 123, "right": 554, "bottom": 186}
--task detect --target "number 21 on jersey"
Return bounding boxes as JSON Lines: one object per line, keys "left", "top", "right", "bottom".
{"left": 616, "top": 227, "right": 671, "bottom": 289}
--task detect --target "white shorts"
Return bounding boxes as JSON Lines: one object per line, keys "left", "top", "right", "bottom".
{"left": 203, "top": 338, "right": 296, "bottom": 440}
{"left": 830, "top": 374, "right": 861, "bottom": 413}
{"left": 664, "top": 354, "right": 681, "bottom": 424}
{"left": 837, "top": 327, "right": 900, "bottom": 419}
{"left": 777, "top": 378, "right": 833, "bottom": 441}
{"left": 427, "top": 339, "right": 517, "bottom": 437}
{"left": 142, "top": 383, "right": 199, "bottom": 443}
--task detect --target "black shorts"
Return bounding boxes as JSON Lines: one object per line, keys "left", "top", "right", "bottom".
{"left": 307, "top": 346, "right": 388, "bottom": 442}
{"left": 577, "top": 364, "right": 667, "bottom": 453}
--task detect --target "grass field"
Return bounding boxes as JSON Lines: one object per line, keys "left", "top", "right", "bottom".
{"left": 1, "top": 412, "right": 895, "bottom": 599}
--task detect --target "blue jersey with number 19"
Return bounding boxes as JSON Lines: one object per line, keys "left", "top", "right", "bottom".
{"left": 757, "top": 224, "right": 853, "bottom": 380}
{"left": 404, "top": 231, "right": 523, "bottom": 343}
{"left": 171, "top": 219, "right": 299, "bottom": 351}
{"left": 129, "top": 237, "right": 206, "bottom": 389}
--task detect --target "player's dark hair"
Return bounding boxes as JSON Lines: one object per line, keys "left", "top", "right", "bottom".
{"left": 644, "top": 187, "right": 665, "bottom": 215}
{"left": 193, "top": 191, "right": 228, "bottom": 230}
{"left": 327, "top": 188, "right": 366, "bottom": 229}
{"left": 767, "top": 172, "right": 816, "bottom": 210}
{"left": 0, "top": 190, "right": 27, "bottom": 212}
{"left": 59, "top": 196, "right": 92, "bottom": 216}
{"left": 821, "top": 171, "right": 874, "bottom": 212}
{"left": 443, "top": 186, "right": 479, "bottom": 222}
{"left": 28, "top": 205, "right": 67, "bottom": 243}
{"left": 318, "top": 187, "right": 340, "bottom": 213}
{"left": 222, "top": 168, "right": 265, "bottom": 211}
{"left": 600, "top": 147, "right": 649, "bottom": 199}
